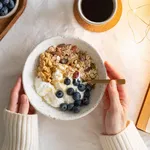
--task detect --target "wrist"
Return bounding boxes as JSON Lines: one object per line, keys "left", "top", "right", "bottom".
{"left": 104, "top": 120, "right": 128, "bottom": 135}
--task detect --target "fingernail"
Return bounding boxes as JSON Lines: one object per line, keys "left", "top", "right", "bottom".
{"left": 110, "top": 80, "right": 117, "bottom": 89}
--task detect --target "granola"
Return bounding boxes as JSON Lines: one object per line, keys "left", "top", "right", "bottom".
{"left": 36, "top": 44, "right": 98, "bottom": 84}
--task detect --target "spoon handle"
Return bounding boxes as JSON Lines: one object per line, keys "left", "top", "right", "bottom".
{"left": 89, "top": 79, "right": 126, "bottom": 84}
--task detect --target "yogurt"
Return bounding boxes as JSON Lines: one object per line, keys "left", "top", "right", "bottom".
{"left": 35, "top": 70, "right": 85, "bottom": 108}
{"left": 52, "top": 69, "right": 63, "bottom": 81}
{"left": 35, "top": 77, "right": 55, "bottom": 97}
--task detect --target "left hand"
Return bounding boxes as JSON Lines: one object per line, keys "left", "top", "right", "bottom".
{"left": 9, "top": 77, "right": 35, "bottom": 114}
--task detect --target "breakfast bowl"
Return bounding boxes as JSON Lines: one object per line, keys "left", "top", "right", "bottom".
{"left": 0, "top": 0, "right": 19, "bottom": 19}
{"left": 23, "top": 37, "right": 107, "bottom": 120}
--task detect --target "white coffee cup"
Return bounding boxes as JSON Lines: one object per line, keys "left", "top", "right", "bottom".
{"left": 77, "top": 0, "right": 117, "bottom": 25}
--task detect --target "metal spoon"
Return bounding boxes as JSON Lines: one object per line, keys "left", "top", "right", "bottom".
{"left": 88, "top": 79, "right": 126, "bottom": 85}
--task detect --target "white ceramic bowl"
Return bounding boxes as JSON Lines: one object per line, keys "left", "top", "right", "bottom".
{"left": 23, "top": 37, "right": 107, "bottom": 120}
{"left": 77, "top": 0, "right": 117, "bottom": 25}
{"left": 0, "top": 0, "right": 19, "bottom": 19}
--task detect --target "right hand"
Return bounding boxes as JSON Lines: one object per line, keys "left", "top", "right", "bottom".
{"left": 100, "top": 62, "right": 130, "bottom": 135}
{"left": 9, "top": 77, "right": 35, "bottom": 114}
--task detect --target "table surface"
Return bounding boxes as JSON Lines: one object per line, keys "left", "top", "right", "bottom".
{"left": 0, "top": 0, "right": 150, "bottom": 149}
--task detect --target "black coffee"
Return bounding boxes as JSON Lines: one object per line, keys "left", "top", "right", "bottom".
{"left": 81, "top": 0, "right": 114, "bottom": 22}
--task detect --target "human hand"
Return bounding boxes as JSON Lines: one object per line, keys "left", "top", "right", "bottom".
{"left": 9, "top": 77, "right": 35, "bottom": 114}
{"left": 101, "top": 62, "right": 129, "bottom": 135}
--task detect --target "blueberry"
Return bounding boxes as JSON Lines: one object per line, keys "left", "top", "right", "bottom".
{"left": 78, "top": 84, "right": 85, "bottom": 92}
{"left": 82, "top": 97, "right": 90, "bottom": 105}
{"left": 73, "top": 79, "right": 80, "bottom": 86}
{"left": 0, "top": 2, "right": 3, "bottom": 10}
{"left": 56, "top": 90, "right": 64, "bottom": 98}
{"left": 74, "top": 100, "right": 82, "bottom": 106}
{"left": 73, "top": 92, "right": 81, "bottom": 101}
{"left": 84, "top": 90, "right": 91, "bottom": 98}
{"left": 0, "top": 6, "right": 8, "bottom": 16}
{"left": 7, "top": 0, "right": 15, "bottom": 9}
{"left": 64, "top": 77, "right": 71, "bottom": 85}
{"left": 73, "top": 106, "right": 80, "bottom": 113}
{"left": 67, "top": 88, "right": 74, "bottom": 95}
{"left": 67, "top": 103, "right": 74, "bottom": 111}
{"left": 86, "top": 84, "right": 92, "bottom": 91}
{"left": 60, "top": 103, "right": 68, "bottom": 111}
{"left": 1, "top": 0, "right": 10, "bottom": 5}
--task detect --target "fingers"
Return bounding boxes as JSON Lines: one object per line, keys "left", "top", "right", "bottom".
{"left": 18, "top": 94, "right": 29, "bottom": 114}
{"left": 9, "top": 77, "right": 22, "bottom": 112}
{"left": 9, "top": 76, "right": 32, "bottom": 114}
{"left": 29, "top": 104, "right": 35, "bottom": 114}
{"left": 104, "top": 61, "right": 128, "bottom": 101}
{"left": 104, "top": 61, "right": 123, "bottom": 79}
{"left": 101, "top": 87, "right": 110, "bottom": 110}
{"left": 108, "top": 80, "right": 120, "bottom": 110}
{"left": 20, "top": 85, "right": 25, "bottom": 95}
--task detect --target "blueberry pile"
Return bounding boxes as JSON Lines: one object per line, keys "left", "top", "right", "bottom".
{"left": 0, "top": 0, "right": 16, "bottom": 16}
{"left": 55, "top": 77, "right": 93, "bottom": 113}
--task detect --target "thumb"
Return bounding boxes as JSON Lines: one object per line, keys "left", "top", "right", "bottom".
{"left": 108, "top": 80, "right": 120, "bottom": 110}
{"left": 18, "top": 94, "right": 29, "bottom": 114}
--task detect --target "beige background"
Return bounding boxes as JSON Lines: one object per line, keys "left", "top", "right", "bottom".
{"left": 0, "top": 0, "right": 150, "bottom": 149}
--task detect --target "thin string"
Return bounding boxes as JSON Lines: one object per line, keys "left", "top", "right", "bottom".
{"left": 146, "top": 20, "right": 150, "bottom": 41}
{"left": 127, "top": 0, "right": 150, "bottom": 43}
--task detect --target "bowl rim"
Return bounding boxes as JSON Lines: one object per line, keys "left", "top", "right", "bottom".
{"left": 22, "top": 36, "right": 107, "bottom": 120}
{"left": 0, "top": 0, "right": 19, "bottom": 19}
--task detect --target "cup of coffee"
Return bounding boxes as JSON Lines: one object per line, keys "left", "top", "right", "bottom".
{"left": 77, "top": 0, "right": 117, "bottom": 25}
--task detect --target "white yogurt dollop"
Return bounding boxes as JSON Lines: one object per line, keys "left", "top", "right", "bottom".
{"left": 35, "top": 71, "right": 86, "bottom": 108}
{"left": 54, "top": 81, "right": 74, "bottom": 104}
{"left": 44, "top": 92, "right": 64, "bottom": 108}
{"left": 35, "top": 77, "right": 55, "bottom": 97}
{"left": 35, "top": 77, "right": 65, "bottom": 107}
{"left": 52, "top": 69, "right": 63, "bottom": 81}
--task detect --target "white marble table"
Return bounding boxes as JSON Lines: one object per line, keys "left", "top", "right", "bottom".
{"left": 0, "top": 0, "right": 150, "bottom": 149}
